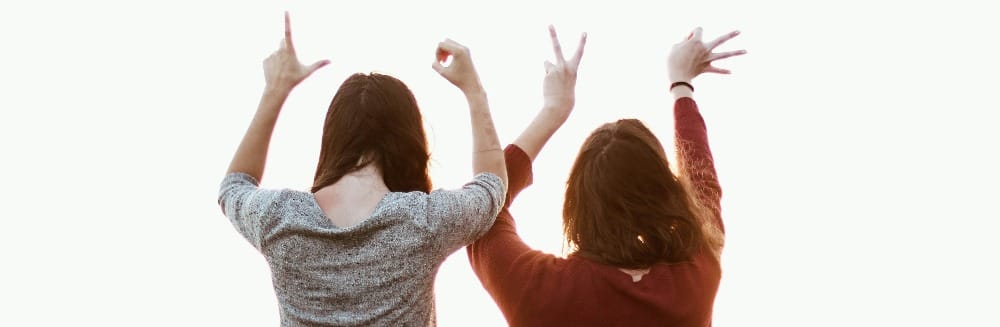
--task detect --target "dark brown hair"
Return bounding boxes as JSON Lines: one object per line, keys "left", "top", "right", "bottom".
{"left": 563, "top": 119, "right": 720, "bottom": 269}
{"left": 311, "top": 73, "right": 431, "bottom": 193}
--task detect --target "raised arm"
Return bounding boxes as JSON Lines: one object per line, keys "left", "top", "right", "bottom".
{"left": 226, "top": 12, "right": 330, "bottom": 181}
{"left": 513, "top": 26, "right": 587, "bottom": 161}
{"left": 667, "top": 27, "right": 745, "bottom": 232}
{"left": 466, "top": 27, "right": 587, "bottom": 316}
{"left": 433, "top": 40, "right": 508, "bottom": 189}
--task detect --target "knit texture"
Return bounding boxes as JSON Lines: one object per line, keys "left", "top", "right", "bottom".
{"left": 467, "top": 97, "right": 724, "bottom": 326}
{"left": 219, "top": 172, "right": 505, "bottom": 326}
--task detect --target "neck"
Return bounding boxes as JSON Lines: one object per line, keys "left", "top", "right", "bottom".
{"left": 342, "top": 164, "right": 388, "bottom": 191}
{"left": 347, "top": 164, "right": 382, "bottom": 178}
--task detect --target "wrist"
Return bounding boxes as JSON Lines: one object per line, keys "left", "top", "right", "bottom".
{"left": 668, "top": 75, "right": 692, "bottom": 84}
{"left": 460, "top": 79, "right": 485, "bottom": 96}
{"left": 670, "top": 84, "right": 693, "bottom": 100}
{"left": 263, "top": 84, "right": 293, "bottom": 97}
{"left": 541, "top": 104, "right": 572, "bottom": 122}
{"left": 463, "top": 88, "right": 488, "bottom": 103}
{"left": 670, "top": 81, "right": 694, "bottom": 92}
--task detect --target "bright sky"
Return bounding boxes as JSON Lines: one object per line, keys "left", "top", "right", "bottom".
{"left": 2, "top": 0, "right": 998, "bottom": 326}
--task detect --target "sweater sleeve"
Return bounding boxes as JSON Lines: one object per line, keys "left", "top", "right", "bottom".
{"left": 674, "top": 97, "right": 724, "bottom": 233}
{"left": 466, "top": 145, "right": 548, "bottom": 310}
{"left": 425, "top": 172, "right": 506, "bottom": 255}
{"left": 218, "top": 172, "right": 283, "bottom": 250}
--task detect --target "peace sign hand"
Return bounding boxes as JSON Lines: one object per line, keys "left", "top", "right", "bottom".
{"left": 543, "top": 25, "right": 587, "bottom": 115}
{"left": 263, "top": 12, "right": 330, "bottom": 92}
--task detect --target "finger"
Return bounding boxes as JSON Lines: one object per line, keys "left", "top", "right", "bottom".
{"left": 704, "top": 65, "right": 731, "bottom": 74}
{"left": 708, "top": 49, "right": 747, "bottom": 62}
{"left": 705, "top": 30, "right": 740, "bottom": 50}
{"left": 431, "top": 61, "right": 446, "bottom": 74}
{"left": 569, "top": 32, "right": 587, "bottom": 68}
{"left": 437, "top": 39, "right": 467, "bottom": 57}
{"left": 284, "top": 11, "right": 295, "bottom": 50}
{"left": 436, "top": 48, "right": 450, "bottom": 62}
{"left": 549, "top": 25, "right": 566, "bottom": 65}
{"left": 690, "top": 27, "right": 703, "bottom": 41}
{"left": 544, "top": 60, "right": 556, "bottom": 73}
{"left": 306, "top": 59, "right": 331, "bottom": 74}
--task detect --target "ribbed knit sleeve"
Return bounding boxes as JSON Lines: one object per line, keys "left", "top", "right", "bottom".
{"left": 674, "top": 97, "right": 724, "bottom": 233}
{"left": 466, "top": 145, "right": 544, "bottom": 314}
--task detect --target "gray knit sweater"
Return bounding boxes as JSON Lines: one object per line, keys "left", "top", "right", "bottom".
{"left": 218, "top": 172, "right": 505, "bottom": 326}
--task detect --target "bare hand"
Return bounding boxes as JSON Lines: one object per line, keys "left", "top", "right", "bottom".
{"left": 543, "top": 25, "right": 587, "bottom": 115}
{"left": 668, "top": 27, "right": 746, "bottom": 83}
{"left": 263, "top": 12, "right": 330, "bottom": 92}
{"left": 432, "top": 39, "right": 483, "bottom": 95}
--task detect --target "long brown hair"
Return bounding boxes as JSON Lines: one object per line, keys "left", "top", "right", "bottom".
{"left": 563, "top": 119, "right": 721, "bottom": 269}
{"left": 311, "top": 73, "right": 431, "bottom": 193}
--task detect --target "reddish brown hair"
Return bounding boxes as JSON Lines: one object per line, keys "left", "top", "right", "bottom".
{"left": 311, "top": 73, "right": 431, "bottom": 193}
{"left": 563, "top": 119, "right": 719, "bottom": 269}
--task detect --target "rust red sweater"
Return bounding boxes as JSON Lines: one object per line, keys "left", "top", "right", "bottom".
{"left": 467, "top": 98, "right": 725, "bottom": 326}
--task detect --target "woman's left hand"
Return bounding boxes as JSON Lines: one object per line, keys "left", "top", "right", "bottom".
{"left": 667, "top": 27, "right": 745, "bottom": 83}
{"left": 432, "top": 39, "right": 484, "bottom": 95}
{"left": 263, "top": 12, "right": 330, "bottom": 92}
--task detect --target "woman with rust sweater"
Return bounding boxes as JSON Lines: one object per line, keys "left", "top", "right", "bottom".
{"left": 467, "top": 27, "right": 745, "bottom": 326}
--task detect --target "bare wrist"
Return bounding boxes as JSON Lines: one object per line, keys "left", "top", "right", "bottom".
{"left": 463, "top": 88, "right": 488, "bottom": 103}
{"left": 670, "top": 86, "right": 694, "bottom": 100}
{"left": 460, "top": 80, "right": 485, "bottom": 96}
{"left": 263, "top": 84, "right": 293, "bottom": 97}
{"left": 541, "top": 105, "right": 572, "bottom": 122}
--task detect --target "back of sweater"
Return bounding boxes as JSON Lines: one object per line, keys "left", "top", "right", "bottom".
{"left": 219, "top": 172, "right": 505, "bottom": 326}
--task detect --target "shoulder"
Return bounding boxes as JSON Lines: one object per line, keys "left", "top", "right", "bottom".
{"left": 246, "top": 188, "right": 322, "bottom": 221}
{"left": 377, "top": 188, "right": 483, "bottom": 214}
{"left": 511, "top": 251, "right": 576, "bottom": 280}
{"left": 371, "top": 191, "right": 429, "bottom": 217}
{"left": 272, "top": 188, "right": 314, "bottom": 208}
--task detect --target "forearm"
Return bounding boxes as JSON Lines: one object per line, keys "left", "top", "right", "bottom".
{"left": 673, "top": 97, "right": 713, "bottom": 175}
{"left": 465, "top": 91, "right": 508, "bottom": 189}
{"left": 512, "top": 106, "right": 569, "bottom": 162}
{"left": 226, "top": 87, "right": 290, "bottom": 181}
{"left": 673, "top": 97, "right": 723, "bottom": 230}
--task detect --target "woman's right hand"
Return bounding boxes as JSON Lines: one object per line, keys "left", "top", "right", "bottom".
{"left": 510, "top": 26, "right": 587, "bottom": 162}
{"left": 542, "top": 25, "right": 587, "bottom": 119}
{"left": 433, "top": 39, "right": 484, "bottom": 95}
{"left": 668, "top": 27, "right": 746, "bottom": 83}
{"left": 263, "top": 12, "right": 330, "bottom": 93}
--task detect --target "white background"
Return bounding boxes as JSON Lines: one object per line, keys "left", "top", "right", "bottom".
{"left": 2, "top": 0, "right": 998, "bottom": 326}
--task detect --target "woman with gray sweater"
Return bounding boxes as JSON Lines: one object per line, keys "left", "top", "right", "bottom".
{"left": 218, "top": 12, "right": 507, "bottom": 326}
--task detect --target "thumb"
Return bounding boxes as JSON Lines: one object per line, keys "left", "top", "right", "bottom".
{"left": 691, "top": 27, "right": 703, "bottom": 41}
{"left": 544, "top": 60, "right": 556, "bottom": 73}
{"left": 307, "top": 59, "right": 331, "bottom": 74}
{"left": 431, "top": 61, "right": 446, "bottom": 75}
